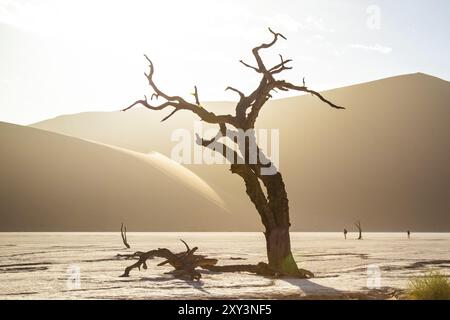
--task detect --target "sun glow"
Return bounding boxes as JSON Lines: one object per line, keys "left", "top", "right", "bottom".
{"left": 1, "top": 0, "right": 449, "bottom": 125}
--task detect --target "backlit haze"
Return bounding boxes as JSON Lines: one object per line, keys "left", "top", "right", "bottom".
{"left": 0, "top": 0, "right": 449, "bottom": 124}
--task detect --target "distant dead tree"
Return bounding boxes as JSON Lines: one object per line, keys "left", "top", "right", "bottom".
{"left": 123, "top": 28, "right": 344, "bottom": 277}
{"left": 355, "top": 221, "right": 362, "bottom": 240}
{"left": 121, "top": 223, "right": 130, "bottom": 249}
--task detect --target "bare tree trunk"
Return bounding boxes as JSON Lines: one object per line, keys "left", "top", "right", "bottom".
{"left": 261, "top": 173, "right": 299, "bottom": 275}
{"left": 231, "top": 164, "right": 304, "bottom": 276}
{"left": 264, "top": 226, "right": 299, "bottom": 275}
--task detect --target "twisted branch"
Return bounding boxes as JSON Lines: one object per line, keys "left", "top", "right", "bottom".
{"left": 239, "top": 60, "right": 260, "bottom": 73}
{"left": 123, "top": 55, "right": 238, "bottom": 126}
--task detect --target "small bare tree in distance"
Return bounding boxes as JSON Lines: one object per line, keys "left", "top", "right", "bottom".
{"left": 121, "top": 223, "right": 130, "bottom": 249}
{"left": 355, "top": 221, "right": 363, "bottom": 240}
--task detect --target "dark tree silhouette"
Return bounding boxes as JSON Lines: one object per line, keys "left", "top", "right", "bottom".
{"left": 121, "top": 222, "right": 130, "bottom": 249}
{"left": 355, "top": 221, "right": 362, "bottom": 240}
{"left": 124, "top": 28, "right": 344, "bottom": 277}
{"left": 117, "top": 239, "right": 313, "bottom": 280}
{"left": 118, "top": 239, "right": 218, "bottom": 280}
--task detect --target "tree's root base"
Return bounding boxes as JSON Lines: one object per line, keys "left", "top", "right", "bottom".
{"left": 297, "top": 268, "right": 315, "bottom": 279}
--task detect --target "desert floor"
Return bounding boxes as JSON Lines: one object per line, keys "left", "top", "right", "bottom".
{"left": 0, "top": 232, "right": 449, "bottom": 299}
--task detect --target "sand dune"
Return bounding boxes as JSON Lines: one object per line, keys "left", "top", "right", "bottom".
{"left": 30, "top": 73, "right": 450, "bottom": 231}
{"left": 0, "top": 122, "right": 235, "bottom": 231}
{"left": 94, "top": 142, "right": 225, "bottom": 209}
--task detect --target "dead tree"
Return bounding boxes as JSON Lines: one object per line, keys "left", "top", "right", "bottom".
{"left": 123, "top": 28, "right": 344, "bottom": 277}
{"left": 121, "top": 223, "right": 130, "bottom": 249}
{"left": 119, "top": 239, "right": 218, "bottom": 280}
{"left": 118, "top": 240, "right": 313, "bottom": 280}
{"left": 355, "top": 221, "right": 362, "bottom": 240}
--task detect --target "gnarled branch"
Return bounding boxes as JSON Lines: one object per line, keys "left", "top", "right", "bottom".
{"left": 123, "top": 55, "right": 239, "bottom": 127}
{"left": 239, "top": 59, "right": 261, "bottom": 73}
{"left": 251, "top": 27, "right": 287, "bottom": 78}
{"left": 277, "top": 81, "right": 345, "bottom": 109}
{"left": 225, "top": 86, "right": 245, "bottom": 100}
{"left": 269, "top": 54, "right": 293, "bottom": 74}
{"left": 119, "top": 240, "right": 217, "bottom": 280}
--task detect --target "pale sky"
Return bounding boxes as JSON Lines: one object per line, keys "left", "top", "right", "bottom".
{"left": 1, "top": 0, "right": 449, "bottom": 125}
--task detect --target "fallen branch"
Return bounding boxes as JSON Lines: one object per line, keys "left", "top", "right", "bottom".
{"left": 119, "top": 240, "right": 217, "bottom": 280}
{"left": 118, "top": 240, "right": 313, "bottom": 280}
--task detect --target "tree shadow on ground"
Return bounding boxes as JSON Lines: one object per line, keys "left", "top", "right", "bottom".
{"left": 200, "top": 269, "right": 342, "bottom": 299}
{"left": 281, "top": 278, "right": 343, "bottom": 299}
{"left": 132, "top": 275, "right": 210, "bottom": 294}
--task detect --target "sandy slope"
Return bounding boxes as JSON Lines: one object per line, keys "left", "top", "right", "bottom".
{"left": 31, "top": 73, "right": 450, "bottom": 231}
{"left": 0, "top": 122, "right": 234, "bottom": 231}
{"left": 0, "top": 232, "right": 449, "bottom": 299}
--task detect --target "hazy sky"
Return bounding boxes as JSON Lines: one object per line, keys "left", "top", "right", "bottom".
{"left": 1, "top": 0, "right": 449, "bottom": 125}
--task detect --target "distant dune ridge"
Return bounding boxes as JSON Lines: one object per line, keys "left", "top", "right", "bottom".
{"left": 2, "top": 73, "right": 449, "bottom": 231}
